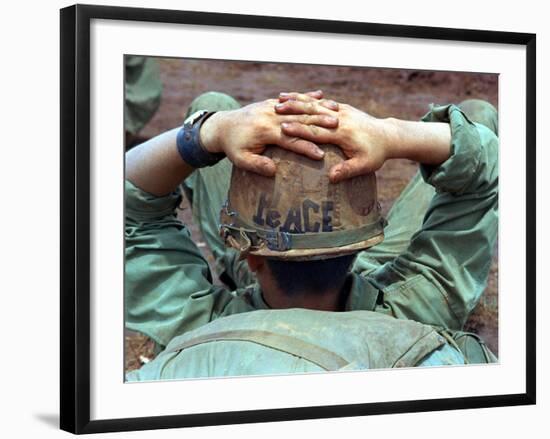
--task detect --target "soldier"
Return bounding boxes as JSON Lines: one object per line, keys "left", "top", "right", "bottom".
{"left": 125, "top": 91, "right": 498, "bottom": 380}
{"left": 124, "top": 56, "right": 163, "bottom": 148}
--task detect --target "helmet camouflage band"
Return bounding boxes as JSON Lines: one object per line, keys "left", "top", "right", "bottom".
{"left": 219, "top": 144, "right": 386, "bottom": 260}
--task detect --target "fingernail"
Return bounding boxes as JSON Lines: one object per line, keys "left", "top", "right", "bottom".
{"left": 316, "top": 149, "right": 325, "bottom": 157}
{"left": 281, "top": 122, "right": 290, "bottom": 129}
{"left": 279, "top": 92, "right": 289, "bottom": 96}
{"left": 328, "top": 100, "right": 338, "bottom": 109}
{"left": 275, "top": 103, "right": 284, "bottom": 109}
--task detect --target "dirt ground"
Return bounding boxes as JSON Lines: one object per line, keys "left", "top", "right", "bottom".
{"left": 125, "top": 58, "right": 499, "bottom": 373}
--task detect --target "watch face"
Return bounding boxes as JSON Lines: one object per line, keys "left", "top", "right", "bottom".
{"left": 184, "top": 110, "right": 208, "bottom": 125}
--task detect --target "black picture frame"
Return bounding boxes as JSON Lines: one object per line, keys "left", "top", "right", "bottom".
{"left": 60, "top": 4, "right": 536, "bottom": 434}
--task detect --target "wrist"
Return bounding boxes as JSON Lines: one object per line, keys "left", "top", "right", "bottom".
{"left": 176, "top": 111, "right": 225, "bottom": 168}
{"left": 200, "top": 111, "right": 227, "bottom": 154}
{"left": 378, "top": 117, "right": 403, "bottom": 160}
{"left": 382, "top": 118, "right": 452, "bottom": 165}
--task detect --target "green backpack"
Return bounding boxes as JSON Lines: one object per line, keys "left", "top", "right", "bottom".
{"left": 127, "top": 309, "right": 469, "bottom": 381}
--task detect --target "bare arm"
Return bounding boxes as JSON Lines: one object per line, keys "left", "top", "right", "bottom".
{"left": 384, "top": 117, "right": 451, "bottom": 166}
{"left": 126, "top": 128, "right": 193, "bottom": 196}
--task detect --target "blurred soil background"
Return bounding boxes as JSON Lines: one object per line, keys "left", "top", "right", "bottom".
{"left": 125, "top": 58, "right": 498, "bottom": 372}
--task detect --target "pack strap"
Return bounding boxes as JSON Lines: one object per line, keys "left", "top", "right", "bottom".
{"left": 166, "top": 329, "right": 350, "bottom": 371}
{"left": 221, "top": 217, "right": 387, "bottom": 252}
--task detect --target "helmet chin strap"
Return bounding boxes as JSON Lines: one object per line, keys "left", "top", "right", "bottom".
{"left": 220, "top": 214, "right": 387, "bottom": 252}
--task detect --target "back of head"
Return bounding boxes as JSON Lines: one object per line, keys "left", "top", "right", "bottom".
{"left": 265, "top": 253, "right": 356, "bottom": 297}
{"left": 220, "top": 144, "right": 386, "bottom": 261}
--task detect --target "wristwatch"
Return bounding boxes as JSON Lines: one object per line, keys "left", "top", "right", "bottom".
{"left": 176, "top": 110, "right": 225, "bottom": 168}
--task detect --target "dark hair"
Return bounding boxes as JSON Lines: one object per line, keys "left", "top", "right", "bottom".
{"left": 265, "top": 254, "right": 356, "bottom": 297}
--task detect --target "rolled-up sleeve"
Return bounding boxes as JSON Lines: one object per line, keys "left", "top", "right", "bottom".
{"left": 125, "top": 180, "right": 256, "bottom": 348}
{"left": 371, "top": 105, "right": 499, "bottom": 330}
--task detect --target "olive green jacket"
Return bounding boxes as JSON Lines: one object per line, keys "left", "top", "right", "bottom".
{"left": 127, "top": 309, "right": 464, "bottom": 381}
{"left": 125, "top": 104, "right": 498, "bottom": 374}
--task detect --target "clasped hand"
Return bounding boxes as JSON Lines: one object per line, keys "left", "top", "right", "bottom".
{"left": 201, "top": 90, "right": 393, "bottom": 183}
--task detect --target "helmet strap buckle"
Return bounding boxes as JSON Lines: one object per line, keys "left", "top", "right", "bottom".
{"left": 264, "top": 231, "right": 293, "bottom": 251}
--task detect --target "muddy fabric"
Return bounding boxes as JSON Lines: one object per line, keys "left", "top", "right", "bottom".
{"left": 124, "top": 56, "right": 162, "bottom": 135}
{"left": 458, "top": 99, "right": 498, "bottom": 136}
{"left": 127, "top": 309, "right": 464, "bottom": 381}
{"left": 125, "top": 93, "right": 499, "bottom": 371}
{"left": 364, "top": 103, "right": 499, "bottom": 333}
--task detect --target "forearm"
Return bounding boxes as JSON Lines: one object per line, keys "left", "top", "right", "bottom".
{"left": 385, "top": 118, "right": 452, "bottom": 166}
{"left": 126, "top": 128, "right": 194, "bottom": 196}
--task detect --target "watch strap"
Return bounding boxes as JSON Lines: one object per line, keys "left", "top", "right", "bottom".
{"left": 176, "top": 111, "right": 225, "bottom": 168}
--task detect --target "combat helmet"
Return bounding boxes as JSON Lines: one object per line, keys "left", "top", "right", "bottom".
{"left": 220, "top": 144, "right": 386, "bottom": 260}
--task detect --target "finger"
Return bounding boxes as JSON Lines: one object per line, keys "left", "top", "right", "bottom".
{"left": 279, "top": 90, "right": 322, "bottom": 102}
{"left": 275, "top": 100, "right": 336, "bottom": 116}
{"left": 278, "top": 135, "right": 325, "bottom": 160}
{"left": 287, "top": 114, "right": 339, "bottom": 129}
{"left": 231, "top": 152, "right": 277, "bottom": 177}
{"left": 320, "top": 99, "right": 339, "bottom": 111}
{"left": 329, "top": 158, "right": 371, "bottom": 183}
{"left": 278, "top": 95, "right": 338, "bottom": 112}
{"left": 278, "top": 95, "right": 339, "bottom": 112}
{"left": 305, "top": 90, "right": 323, "bottom": 98}
{"left": 278, "top": 93, "right": 316, "bottom": 104}
{"left": 281, "top": 122, "right": 335, "bottom": 144}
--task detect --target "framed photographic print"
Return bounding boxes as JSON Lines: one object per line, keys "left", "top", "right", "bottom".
{"left": 60, "top": 4, "right": 536, "bottom": 434}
